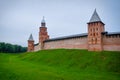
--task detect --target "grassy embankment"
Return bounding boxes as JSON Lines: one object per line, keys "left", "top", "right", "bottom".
{"left": 0, "top": 49, "right": 120, "bottom": 80}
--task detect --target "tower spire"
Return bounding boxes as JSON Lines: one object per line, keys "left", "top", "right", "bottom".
{"left": 89, "top": 9, "right": 102, "bottom": 23}
{"left": 28, "top": 34, "right": 34, "bottom": 41}
{"left": 41, "top": 16, "right": 46, "bottom": 27}
{"left": 41, "top": 16, "right": 45, "bottom": 23}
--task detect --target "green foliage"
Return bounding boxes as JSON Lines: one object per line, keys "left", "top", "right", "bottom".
{"left": 0, "top": 49, "right": 120, "bottom": 80}
{"left": 0, "top": 42, "right": 27, "bottom": 53}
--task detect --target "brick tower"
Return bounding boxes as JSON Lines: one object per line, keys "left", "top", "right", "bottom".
{"left": 39, "top": 17, "right": 49, "bottom": 49}
{"left": 88, "top": 9, "right": 105, "bottom": 51}
{"left": 28, "top": 34, "right": 34, "bottom": 52}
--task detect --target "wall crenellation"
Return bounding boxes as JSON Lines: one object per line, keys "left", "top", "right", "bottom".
{"left": 103, "top": 33, "right": 120, "bottom": 38}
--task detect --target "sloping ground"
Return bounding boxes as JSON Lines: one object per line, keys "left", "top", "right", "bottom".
{"left": 0, "top": 49, "right": 120, "bottom": 80}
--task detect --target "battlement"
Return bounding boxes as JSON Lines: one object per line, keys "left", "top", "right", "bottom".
{"left": 103, "top": 32, "right": 120, "bottom": 38}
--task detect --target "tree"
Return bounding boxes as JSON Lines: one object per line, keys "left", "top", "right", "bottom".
{"left": 0, "top": 42, "right": 27, "bottom": 53}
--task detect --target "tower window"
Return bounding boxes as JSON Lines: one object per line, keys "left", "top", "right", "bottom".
{"left": 90, "top": 33, "right": 92, "bottom": 36}
{"left": 93, "top": 33, "right": 95, "bottom": 36}
{"left": 89, "top": 28, "right": 92, "bottom": 32}
{"left": 96, "top": 28, "right": 98, "bottom": 31}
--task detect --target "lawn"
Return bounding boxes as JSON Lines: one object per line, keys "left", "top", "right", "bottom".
{"left": 0, "top": 49, "right": 120, "bottom": 80}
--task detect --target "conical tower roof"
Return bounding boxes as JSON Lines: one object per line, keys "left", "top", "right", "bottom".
{"left": 89, "top": 9, "right": 102, "bottom": 23}
{"left": 28, "top": 34, "right": 34, "bottom": 41}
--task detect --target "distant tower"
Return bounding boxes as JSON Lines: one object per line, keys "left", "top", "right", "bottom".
{"left": 39, "top": 17, "right": 49, "bottom": 49}
{"left": 87, "top": 9, "right": 105, "bottom": 51}
{"left": 28, "top": 34, "right": 34, "bottom": 52}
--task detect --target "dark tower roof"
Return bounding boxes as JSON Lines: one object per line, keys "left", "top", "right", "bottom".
{"left": 28, "top": 34, "right": 34, "bottom": 41}
{"left": 89, "top": 9, "right": 102, "bottom": 23}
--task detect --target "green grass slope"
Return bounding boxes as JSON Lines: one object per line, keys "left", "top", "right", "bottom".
{"left": 0, "top": 49, "right": 120, "bottom": 80}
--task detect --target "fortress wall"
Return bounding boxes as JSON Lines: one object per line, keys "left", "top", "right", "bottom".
{"left": 103, "top": 35, "right": 120, "bottom": 51}
{"left": 34, "top": 44, "right": 41, "bottom": 51}
{"left": 44, "top": 37, "right": 88, "bottom": 50}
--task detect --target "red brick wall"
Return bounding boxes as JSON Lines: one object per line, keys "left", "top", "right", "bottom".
{"left": 103, "top": 35, "right": 120, "bottom": 51}
{"left": 43, "top": 35, "right": 120, "bottom": 51}
{"left": 44, "top": 37, "right": 88, "bottom": 49}
{"left": 87, "top": 22, "right": 105, "bottom": 51}
{"left": 88, "top": 44, "right": 102, "bottom": 51}
{"left": 39, "top": 27, "right": 49, "bottom": 43}
{"left": 28, "top": 40, "right": 34, "bottom": 52}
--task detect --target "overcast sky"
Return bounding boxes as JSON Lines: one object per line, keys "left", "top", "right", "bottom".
{"left": 0, "top": 0, "right": 120, "bottom": 47}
